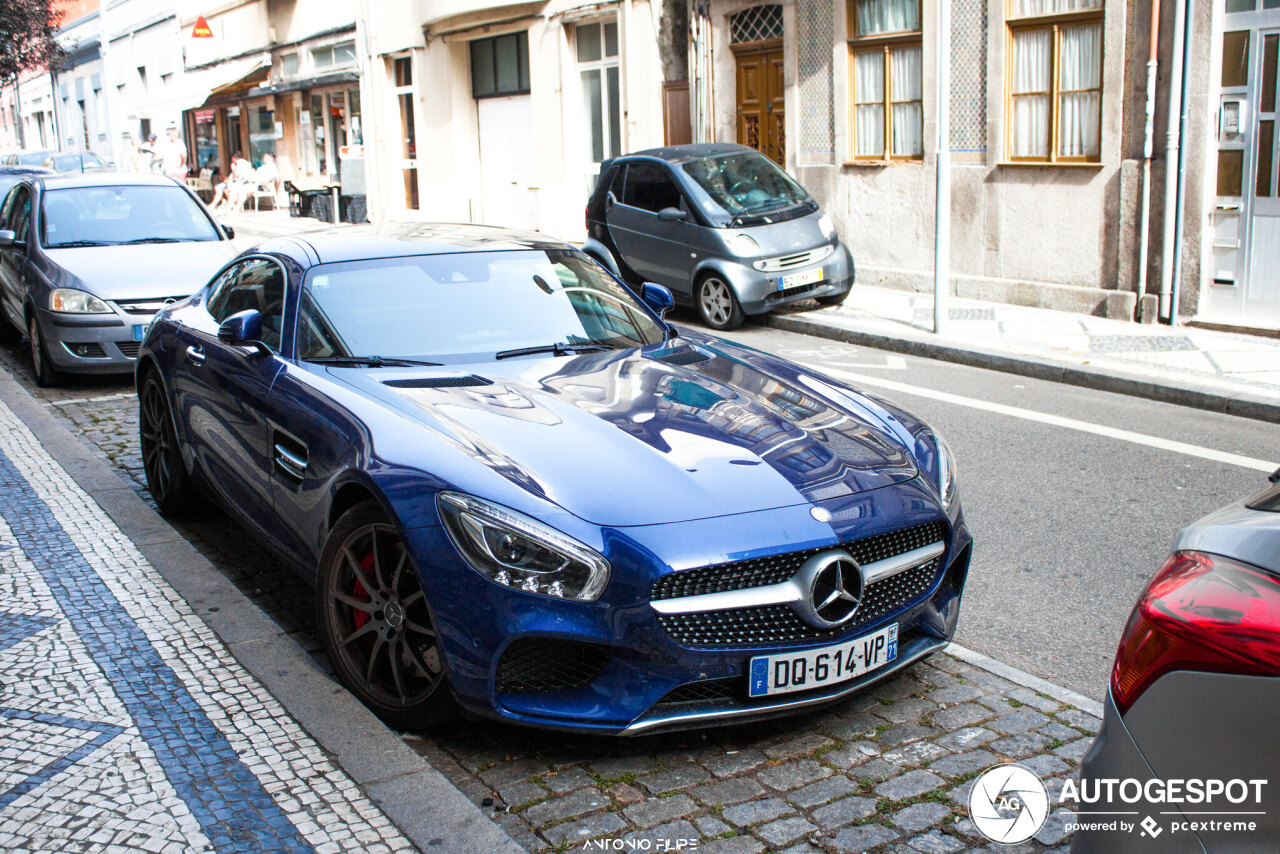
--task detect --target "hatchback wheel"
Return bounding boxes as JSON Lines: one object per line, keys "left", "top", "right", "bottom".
{"left": 28, "top": 315, "right": 62, "bottom": 387}
{"left": 697, "top": 276, "right": 745, "bottom": 331}
{"left": 317, "top": 502, "right": 456, "bottom": 729}
{"left": 139, "top": 371, "right": 199, "bottom": 515}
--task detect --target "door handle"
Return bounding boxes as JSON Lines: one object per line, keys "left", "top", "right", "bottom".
{"left": 185, "top": 344, "right": 206, "bottom": 365}
{"left": 273, "top": 442, "right": 307, "bottom": 480}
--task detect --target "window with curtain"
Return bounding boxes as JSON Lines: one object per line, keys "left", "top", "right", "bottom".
{"left": 1007, "top": 0, "right": 1103, "bottom": 162}
{"left": 847, "top": 0, "right": 923, "bottom": 161}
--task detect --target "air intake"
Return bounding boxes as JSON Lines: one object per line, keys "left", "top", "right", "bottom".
{"left": 652, "top": 346, "right": 711, "bottom": 367}
{"left": 382, "top": 375, "right": 494, "bottom": 389}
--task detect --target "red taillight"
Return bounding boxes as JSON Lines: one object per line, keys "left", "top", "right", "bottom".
{"left": 585, "top": 205, "right": 590, "bottom": 231}
{"left": 1111, "top": 551, "right": 1280, "bottom": 715}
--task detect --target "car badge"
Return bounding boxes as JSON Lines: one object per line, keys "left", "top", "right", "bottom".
{"left": 793, "top": 550, "right": 864, "bottom": 629}
{"left": 810, "top": 506, "right": 832, "bottom": 523}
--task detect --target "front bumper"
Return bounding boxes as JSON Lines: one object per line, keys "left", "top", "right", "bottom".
{"left": 407, "top": 480, "right": 970, "bottom": 735}
{"left": 34, "top": 305, "right": 154, "bottom": 374}
{"left": 727, "top": 242, "right": 856, "bottom": 315}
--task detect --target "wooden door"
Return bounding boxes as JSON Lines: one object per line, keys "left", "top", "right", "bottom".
{"left": 735, "top": 46, "right": 784, "bottom": 164}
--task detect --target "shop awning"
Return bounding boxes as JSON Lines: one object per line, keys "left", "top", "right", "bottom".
{"left": 248, "top": 70, "right": 359, "bottom": 98}
{"left": 134, "top": 58, "right": 269, "bottom": 121}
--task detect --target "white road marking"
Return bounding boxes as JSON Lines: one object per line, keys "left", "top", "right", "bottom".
{"left": 806, "top": 364, "right": 1279, "bottom": 473}
{"left": 826, "top": 354, "right": 907, "bottom": 370}
{"left": 48, "top": 392, "right": 134, "bottom": 407}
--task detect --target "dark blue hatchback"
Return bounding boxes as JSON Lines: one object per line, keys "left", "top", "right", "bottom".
{"left": 137, "top": 222, "right": 972, "bottom": 734}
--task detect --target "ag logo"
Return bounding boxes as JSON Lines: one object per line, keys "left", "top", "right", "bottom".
{"left": 969, "top": 763, "right": 1050, "bottom": 844}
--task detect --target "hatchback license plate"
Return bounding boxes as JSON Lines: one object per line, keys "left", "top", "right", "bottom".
{"left": 779, "top": 267, "right": 823, "bottom": 290}
{"left": 132, "top": 323, "right": 150, "bottom": 341}
{"left": 747, "top": 623, "right": 898, "bottom": 697}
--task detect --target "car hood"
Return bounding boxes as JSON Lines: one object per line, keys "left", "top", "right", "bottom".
{"left": 331, "top": 335, "right": 920, "bottom": 527}
{"left": 43, "top": 241, "right": 236, "bottom": 300}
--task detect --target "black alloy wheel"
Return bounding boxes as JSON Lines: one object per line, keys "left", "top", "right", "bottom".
{"left": 139, "top": 371, "right": 199, "bottom": 515}
{"left": 28, "top": 315, "right": 62, "bottom": 387}
{"left": 317, "top": 502, "right": 456, "bottom": 729}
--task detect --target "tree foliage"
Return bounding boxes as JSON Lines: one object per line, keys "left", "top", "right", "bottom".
{"left": 0, "top": 0, "right": 64, "bottom": 84}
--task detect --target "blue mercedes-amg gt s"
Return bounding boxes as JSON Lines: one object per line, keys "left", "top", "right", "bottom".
{"left": 137, "top": 223, "right": 972, "bottom": 734}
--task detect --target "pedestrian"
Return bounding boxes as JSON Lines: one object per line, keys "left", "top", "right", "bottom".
{"left": 139, "top": 134, "right": 159, "bottom": 173}
{"left": 159, "top": 125, "right": 188, "bottom": 181}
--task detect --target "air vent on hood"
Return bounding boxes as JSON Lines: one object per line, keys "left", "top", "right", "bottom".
{"left": 382, "top": 375, "right": 494, "bottom": 389}
{"left": 652, "top": 346, "right": 712, "bottom": 367}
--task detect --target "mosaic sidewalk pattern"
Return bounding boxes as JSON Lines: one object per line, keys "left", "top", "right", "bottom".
{"left": 0, "top": 397, "right": 415, "bottom": 854}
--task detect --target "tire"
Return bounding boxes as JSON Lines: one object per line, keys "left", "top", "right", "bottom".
{"left": 815, "top": 290, "right": 850, "bottom": 308}
{"left": 696, "top": 275, "right": 745, "bottom": 331}
{"left": 138, "top": 370, "right": 200, "bottom": 515}
{"left": 316, "top": 501, "right": 457, "bottom": 730}
{"left": 28, "top": 314, "right": 62, "bottom": 388}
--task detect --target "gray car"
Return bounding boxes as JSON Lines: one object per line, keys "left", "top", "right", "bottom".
{"left": 584, "top": 143, "right": 854, "bottom": 331}
{"left": 1071, "top": 472, "right": 1280, "bottom": 852}
{"left": 0, "top": 173, "right": 238, "bottom": 386}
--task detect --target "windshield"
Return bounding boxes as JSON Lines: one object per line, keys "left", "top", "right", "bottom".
{"left": 682, "top": 151, "right": 811, "bottom": 217}
{"left": 51, "top": 153, "right": 106, "bottom": 171}
{"left": 41, "top": 185, "right": 220, "bottom": 247}
{"left": 19, "top": 152, "right": 49, "bottom": 166}
{"left": 297, "top": 249, "right": 667, "bottom": 364}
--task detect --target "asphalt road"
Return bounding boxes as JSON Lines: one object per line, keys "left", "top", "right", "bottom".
{"left": 3, "top": 314, "right": 1274, "bottom": 704}
{"left": 718, "top": 322, "right": 1277, "bottom": 700}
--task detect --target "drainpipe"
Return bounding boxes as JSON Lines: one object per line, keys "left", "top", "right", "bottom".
{"left": 933, "top": 0, "right": 951, "bottom": 335}
{"left": 1167, "top": 0, "right": 1195, "bottom": 326}
{"left": 1135, "top": 0, "right": 1160, "bottom": 320}
{"left": 50, "top": 70, "right": 61, "bottom": 149}
{"left": 1158, "top": 0, "right": 1187, "bottom": 322}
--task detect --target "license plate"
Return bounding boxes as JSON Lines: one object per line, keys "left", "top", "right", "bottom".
{"left": 133, "top": 323, "right": 150, "bottom": 341}
{"left": 747, "top": 623, "right": 898, "bottom": 697}
{"left": 778, "top": 267, "right": 823, "bottom": 290}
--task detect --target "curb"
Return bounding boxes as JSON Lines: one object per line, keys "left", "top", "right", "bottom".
{"left": 763, "top": 313, "right": 1280, "bottom": 425}
{"left": 945, "top": 643, "right": 1105, "bottom": 719}
{"left": 0, "top": 369, "right": 525, "bottom": 854}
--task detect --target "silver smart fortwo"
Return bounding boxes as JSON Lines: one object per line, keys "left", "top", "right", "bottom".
{"left": 584, "top": 143, "right": 855, "bottom": 331}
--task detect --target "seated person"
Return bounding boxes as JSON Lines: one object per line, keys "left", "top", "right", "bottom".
{"left": 211, "top": 153, "right": 254, "bottom": 210}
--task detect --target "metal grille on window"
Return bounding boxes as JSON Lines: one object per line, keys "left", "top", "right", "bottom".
{"left": 730, "top": 4, "right": 783, "bottom": 44}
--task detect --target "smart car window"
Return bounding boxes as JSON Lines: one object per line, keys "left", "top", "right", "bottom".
{"left": 208, "top": 260, "right": 286, "bottom": 352}
{"left": 621, "top": 162, "right": 683, "bottom": 214}
{"left": 41, "top": 186, "right": 219, "bottom": 247}
{"left": 681, "top": 151, "right": 810, "bottom": 217}
{"left": 297, "top": 249, "right": 666, "bottom": 362}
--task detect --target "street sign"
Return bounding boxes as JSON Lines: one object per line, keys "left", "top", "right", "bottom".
{"left": 192, "top": 16, "right": 213, "bottom": 38}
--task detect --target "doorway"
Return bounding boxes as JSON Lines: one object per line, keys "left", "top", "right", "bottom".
{"left": 734, "top": 47, "right": 785, "bottom": 164}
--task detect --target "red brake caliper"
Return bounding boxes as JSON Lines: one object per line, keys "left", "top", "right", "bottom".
{"left": 351, "top": 552, "right": 375, "bottom": 630}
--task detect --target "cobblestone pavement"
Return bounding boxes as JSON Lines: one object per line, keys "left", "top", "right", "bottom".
{"left": 0, "top": 390, "right": 415, "bottom": 852}
{"left": 0, "top": 342, "right": 1096, "bottom": 853}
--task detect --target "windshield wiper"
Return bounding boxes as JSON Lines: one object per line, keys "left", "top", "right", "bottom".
{"left": 494, "top": 342, "right": 615, "bottom": 360}
{"left": 48, "top": 240, "right": 118, "bottom": 248}
{"left": 121, "top": 237, "right": 190, "bottom": 244}
{"left": 307, "top": 356, "right": 443, "bottom": 367}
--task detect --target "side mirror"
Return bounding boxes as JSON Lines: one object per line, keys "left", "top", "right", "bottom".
{"left": 221, "top": 224, "right": 236, "bottom": 240}
{"left": 0, "top": 230, "right": 16, "bottom": 248}
{"left": 217, "top": 309, "right": 267, "bottom": 354}
{"left": 641, "top": 282, "right": 674, "bottom": 318}
{"left": 657, "top": 207, "right": 687, "bottom": 222}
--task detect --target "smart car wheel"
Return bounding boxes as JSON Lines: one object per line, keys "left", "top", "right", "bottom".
{"left": 139, "top": 371, "right": 200, "bottom": 515}
{"left": 317, "top": 502, "right": 457, "bottom": 729}
{"left": 697, "top": 275, "right": 745, "bottom": 331}
{"left": 28, "top": 315, "right": 62, "bottom": 388}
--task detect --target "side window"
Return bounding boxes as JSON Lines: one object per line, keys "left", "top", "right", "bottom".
{"left": 207, "top": 259, "right": 286, "bottom": 352}
{"left": 9, "top": 188, "right": 31, "bottom": 244}
{"left": 621, "top": 162, "right": 683, "bottom": 213}
{"left": 606, "top": 164, "right": 626, "bottom": 200}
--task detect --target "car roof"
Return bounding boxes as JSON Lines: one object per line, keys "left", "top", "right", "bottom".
{"left": 35, "top": 173, "right": 181, "bottom": 190}
{"left": 617, "top": 143, "right": 756, "bottom": 165}
{"left": 287, "top": 222, "right": 573, "bottom": 265}
{"left": 0, "top": 165, "right": 54, "bottom": 175}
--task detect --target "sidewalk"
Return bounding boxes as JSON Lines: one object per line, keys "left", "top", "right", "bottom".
{"left": 0, "top": 370, "right": 523, "bottom": 854}
{"left": 217, "top": 206, "right": 347, "bottom": 241}
{"left": 769, "top": 285, "right": 1280, "bottom": 422}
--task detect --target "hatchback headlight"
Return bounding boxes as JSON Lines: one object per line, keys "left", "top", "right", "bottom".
{"left": 50, "top": 288, "right": 112, "bottom": 314}
{"left": 438, "top": 492, "right": 611, "bottom": 602}
{"left": 915, "top": 429, "right": 958, "bottom": 515}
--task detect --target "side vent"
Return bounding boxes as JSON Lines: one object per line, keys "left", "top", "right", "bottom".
{"left": 382, "top": 375, "right": 494, "bottom": 389}
{"left": 652, "top": 346, "right": 712, "bottom": 367}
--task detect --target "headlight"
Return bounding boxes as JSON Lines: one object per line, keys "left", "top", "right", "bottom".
{"left": 732, "top": 233, "right": 759, "bottom": 255}
{"left": 818, "top": 213, "right": 838, "bottom": 240}
{"left": 50, "top": 288, "right": 112, "bottom": 314}
{"left": 438, "top": 492, "right": 611, "bottom": 602}
{"left": 916, "top": 429, "right": 958, "bottom": 515}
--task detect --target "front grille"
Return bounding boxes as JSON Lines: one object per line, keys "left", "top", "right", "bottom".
{"left": 756, "top": 245, "right": 834, "bottom": 273}
{"left": 657, "top": 555, "right": 940, "bottom": 646}
{"left": 495, "top": 637, "right": 611, "bottom": 694}
{"left": 657, "top": 678, "right": 739, "bottom": 706}
{"left": 114, "top": 297, "right": 184, "bottom": 315}
{"left": 382, "top": 375, "right": 493, "bottom": 389}
{"left": 652, "top": 521, "right": 947, "bottom": 601}
{"left": 115, "top": 341, "right": 141, "bottom": 358}
{"left": 768, "top": 283, "right": 821, "bottom": 303}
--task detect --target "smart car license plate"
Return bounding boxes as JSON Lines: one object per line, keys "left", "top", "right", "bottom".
{"left": 747, "top": 624, "right": 898, "bottom": 697}
{"left": 778, "top": 267, "right": 823, "bottom": 290}
{"left": 133, "top": 323, "right": 150, "bottom": 341}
